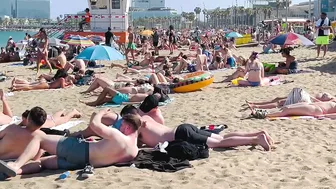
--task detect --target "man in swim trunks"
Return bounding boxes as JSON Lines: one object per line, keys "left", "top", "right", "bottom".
{"left": 122, "top": 110, "right": 272, "bottom": 151}
{"left": 0, "top": 109, "right": 142, "bottom": 177}
{"left": 0, "top": 107, "right": 47, "bottom": 160}
{"left": 125, "top": 27, "right": 136, "bottom": 63}
{"left": 80, "top": 86, "right": 150, "bottom": 107}
{"left": 315, "top": 12, "right": 332, "bottom": 58}
{"left": 250, "top": 101, "right": 336, "bottom": 119}
{"left": 49, "top": 48, "right": 67, "bottom": 69}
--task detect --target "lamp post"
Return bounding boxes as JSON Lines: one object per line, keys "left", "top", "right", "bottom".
{"left": 285, "top": 0, "right": 289, "bottom": 31}
{"left": 308, "top": 0, "right": 311, "bottom": 21}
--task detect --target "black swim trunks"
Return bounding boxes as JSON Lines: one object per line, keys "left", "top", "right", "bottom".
{"left": 175, "top": 124, "right": 212, "bottom": 145}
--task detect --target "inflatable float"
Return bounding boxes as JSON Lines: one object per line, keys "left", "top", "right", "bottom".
{"left": 171, "top": 71, "right": 214, "bottom": 93}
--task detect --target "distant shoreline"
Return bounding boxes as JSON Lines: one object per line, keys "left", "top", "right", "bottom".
{"left": 0, "top": 28, "right": 39, "bottom": 32}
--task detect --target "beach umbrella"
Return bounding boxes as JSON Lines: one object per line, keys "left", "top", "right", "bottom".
{"left": 270, "top": 32, "right": 315, "bottom": 46}
{"left": 86, "top": 35, "right": 105, "bottom": 43}
{"left": 226, "top": 32, "right": 243, "bottom": 38}
{"left": 76, "top": 45, "right": 124, "bottom": 61}
{"left": 140, "top": 30, "right": 154, "bottom": 37}
{"left": 62, "top": 35, "right": 95, "bottom": 47}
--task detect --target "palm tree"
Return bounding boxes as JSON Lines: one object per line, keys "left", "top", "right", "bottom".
{"left": 194, "top": 7, "right": 202, "bottom": 27}
{"left": 253, "top": 7, "right": 259, "bottom": 26}
{"left": 238, "top": 6, "right": 245, "bottom": 25}
{"left": 275, "top": 0, "right": 283, "bottom": 19}
{"left": 263, "top": 7, "right": 271, "bottom": 20}
{"left": 245, "top": 8, "right": 253, "bottom": 26}
{"left": 202, "top": 9, "right": 208, "bottom": 27}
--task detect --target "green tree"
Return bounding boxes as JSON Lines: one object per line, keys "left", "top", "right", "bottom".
{"left": 194, "top": 7, "right": 202, "bottom": 27}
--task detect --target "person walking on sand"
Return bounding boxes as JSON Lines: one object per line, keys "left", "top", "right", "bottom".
{"left": 315, "top": 12, "right": 332, "bottom": 58}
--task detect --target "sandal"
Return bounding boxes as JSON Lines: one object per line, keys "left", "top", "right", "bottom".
{"left": 81, "top": 165, "right": 94, "bottom": 179}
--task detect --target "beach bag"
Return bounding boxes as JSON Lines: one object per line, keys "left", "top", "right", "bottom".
{"left": 284, "top": 88, "right": 311, "bottom": 106}
{"left": 166, "top": 140, "right": 209, "bottom": 161}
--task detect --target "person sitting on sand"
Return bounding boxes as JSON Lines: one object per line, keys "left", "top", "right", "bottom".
{"left": 174, "top": 49, "right": 208, "bottom": 74}
{"left": 0, "top": 90, "right": 14, "bottom": 125}
{"left": 221, "top": 56, "right": 248, "bottom": 82}
{"left": 121, "top": 106, "right": 273, "bottom": 151}
{"left": 71, "top": 96, "right": 165, "bottom": 138}
{"left": 64, "top": 57, "right": 86, "bottom": 75}
{"left": 221, "top": 47, "right": 236, "bottom": 68}
{"left": 0, "top": 110, "right": 142, "bottom": 177}
{"left": 246, "top": 88, "right": 336, "bottom": 110}
{"left": 250, "top": 101, "right": 336, "bottom": 119}
{"left": 237, "top": 52, "right": 264, "bottom": 87}
{"left": 10, "top": 72, "right": 73, "bottom": 91}
{"left": 0, "top": 107, "right": 48, "bottom": 160}
{"left": 48, "top": 48, "right": 67, "bottom": 69}
{"left": 80, "top": 86, "right": 155, "bottom": 106}
{"left": 271, "top": 47, "right": 298, "bottom": 74}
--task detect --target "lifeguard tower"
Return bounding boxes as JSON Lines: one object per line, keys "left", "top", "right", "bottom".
{"left": 62, "top": 0, "right": 131, "bottom": 43}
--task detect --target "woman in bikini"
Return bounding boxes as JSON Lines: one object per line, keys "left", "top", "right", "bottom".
{"left": 36, "top": 28, "right": 53, "bottom": 75}
{"left": 271, "top": 47, "right": 298, "bottom": 74}
{"left": 10, "top": 74, "right": 72, "bottom": 91}
{"left": 237, "top": 52, "right": 264, "bottom": 87}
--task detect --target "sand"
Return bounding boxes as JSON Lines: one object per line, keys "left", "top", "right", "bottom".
{"left": 1, "top": 47, "right": 336, "bottom": 189}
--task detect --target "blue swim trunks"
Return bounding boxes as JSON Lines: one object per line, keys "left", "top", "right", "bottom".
{"left": 112, "top": 92, "right": 129, "bottom": 105}
{"left": 111, "top": 114, "right": 123, "bottom": 130}
{"left": 248, "top": 81, "right": 261, "bottom": 87}
{"left": 187, "top": 64, "right": 196, "bottom": 72}
{"left": 226, "top": 57, "right": 235, "bottom": 68}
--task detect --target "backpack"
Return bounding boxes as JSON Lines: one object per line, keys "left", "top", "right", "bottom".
{"left": 153, "top": 85, "right": 170, "bottom": 101}
{"left": 165, "top": 140, "right": 209, "bottom": 161}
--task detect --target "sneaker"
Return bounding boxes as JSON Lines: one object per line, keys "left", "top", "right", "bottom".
{"left": 81, "top": 165, "right": 94, "bottom": 179}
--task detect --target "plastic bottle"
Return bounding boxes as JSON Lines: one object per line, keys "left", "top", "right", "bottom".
{"left": 59, "top": 171, "right": 71, "bottom": 179}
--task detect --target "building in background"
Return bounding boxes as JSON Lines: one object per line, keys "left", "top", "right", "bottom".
{"left": 314, "top": 0, "right": 336, "bottom": 20}
{"left": 0, "top": 0, "right": 12, "bottom": 17}
{"left": 133, "top": 0, "right": 165, "bottom": 9}
{"left": 16, "top": 0, "right": 51, "bottom": 19}
{"left": 130, "top": 7, "right": 177, "bottom": 19}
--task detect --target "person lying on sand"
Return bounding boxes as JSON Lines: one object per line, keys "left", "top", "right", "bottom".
{"left": 80, "top": 77, "right": 153, "bottom": 95}
{"left": 121, "top": 105, "right": 273, "bottom": 151}
{"left": 10, "top": 75, "right": 73, "bottom": 92}
{"left": 72, "top": 95, "right": 165, "bottom": 138}
{"left": 246, "top": 88, "right": 335, "bottom": 109}
{"left": 0, "top": 110, "right": 142, "bottom": 177}
{"left": 0, "top": 107, "right": 48, "bottom": 160}
{"left": 250, "top": 101, "right": 336, "bottom": 119}
{"left": 0, "top": 89, "right": 14, "bottom": 125}
{"left": 80, "top": 86, "right": 157, "bottom": 106}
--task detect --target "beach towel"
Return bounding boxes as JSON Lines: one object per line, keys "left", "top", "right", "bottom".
{"left": 8, "top": 63, "right": 24, "bottom": 67}
{"left": 316, "top": 17, "right": 331, "bottom": 36}
{"left": 267, "top": 116, "right": 316, "bottom": 121}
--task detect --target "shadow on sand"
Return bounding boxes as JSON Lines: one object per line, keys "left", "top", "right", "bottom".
{"left": 307, "top": 58, "right": 336, "bottom": 75}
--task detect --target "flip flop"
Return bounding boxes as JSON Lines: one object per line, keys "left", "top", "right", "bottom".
{"left": 0, "top": 160, "right": 16, "bottom": 177}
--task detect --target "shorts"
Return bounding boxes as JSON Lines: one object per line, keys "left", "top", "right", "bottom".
{"left": 56, "top": 137, "right": 89, "bottom": 170}
{"left": 110, "top": 113, "right": 122, "bottom": 130}
{"left": 153, "top": 41, "right": 159, "bottom": 47}
{"left": 127, "top": 43, "right": 136, "bottom": 50}
{"left": 187, "top": 64, "right": 196, "bottom": 72}
{"left": 175, "top": 124, "right": 212, "bottom": 145}
{"left": 248, "top": 81, "right": 261, "bottom": 87}
{"left": 112, "top": 92, "right": 129, "bottom": 105}
{"left": 226, "top": 57, "right": 235, "bottom": 68}
{"left": 316, "top": 36, "right": 329, "bottom": 45}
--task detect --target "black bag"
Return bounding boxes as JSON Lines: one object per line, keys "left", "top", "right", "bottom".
{"left": 165, "top": 140, "right": 209, "bottom": 161}
{"left": 153, "top": 85, "right": 170, "bottom": 102}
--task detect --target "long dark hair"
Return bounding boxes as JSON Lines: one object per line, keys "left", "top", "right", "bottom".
{"left": 52, "top": 69, "right": 68, "bottom": 80}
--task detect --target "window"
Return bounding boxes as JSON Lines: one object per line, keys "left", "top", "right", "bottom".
{"left": 112, "top": 0, "right": 120, "bottom": 9}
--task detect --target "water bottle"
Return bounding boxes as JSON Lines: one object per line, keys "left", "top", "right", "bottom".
{"left": 59, "top": 171, "right": 71, "bottom": 179}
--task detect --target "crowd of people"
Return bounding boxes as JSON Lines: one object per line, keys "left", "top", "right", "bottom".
{"left": 0, "top": 12, "right": 335, "bottom": 180}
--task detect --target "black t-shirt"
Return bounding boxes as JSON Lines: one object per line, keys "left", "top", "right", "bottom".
{"left": 318, "top": 19, "right": 331, "bottom": 36}
{"left": 105, "top": 31, "right": 114, "bottom": 44}
{"left": 153, "top": 31, "right": 159, "bottom": 42}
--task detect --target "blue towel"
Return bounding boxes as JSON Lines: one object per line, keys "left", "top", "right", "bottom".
{"left": 98, "top": 98, "right": 175, "bottom": 108}
{"left": 8, "top": 63, "right": 24, "bottom": 67}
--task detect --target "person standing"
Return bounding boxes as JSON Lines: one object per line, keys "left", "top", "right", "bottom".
{"left": 105, "top": 27, "right": 114, "bottom": 47}
{"left": 315, "top": 12, "right": 332, "bottom": 58}
{"left": 152, "top": 28, "right": 159, "bottom": 55}
{"left": 125, "top": 27, "right": 136, "bottom": 63}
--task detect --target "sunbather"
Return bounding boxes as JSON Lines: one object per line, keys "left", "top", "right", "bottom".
{"left": 250, "top": 101, "right": 336, "bottom": 119}
{"left": 122, "top": 108, "right": 272, "bottom": 151}
{"left": 80, "top": 86, "right": 152, "bottom": 106}
{"left": 0, "top": 110, "right": 142, "bottom": 177}
{"left": 0, "top": 90, "right": 13, "bottom": 126}
{"left": 237, "top": 52, "right": 265, "bottom": 87}
{"left": 0, "top": 107, "right": 47, "bottom": 160}
{"left": 247, "top": 88, "right": 335, "bottom": 109}
{"left": 11, "top": 75, "right": 72, "bottom": 92}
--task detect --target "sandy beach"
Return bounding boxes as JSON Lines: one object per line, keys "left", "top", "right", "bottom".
{"left": 1, "top": 46, "right": 336, "bottom": 189}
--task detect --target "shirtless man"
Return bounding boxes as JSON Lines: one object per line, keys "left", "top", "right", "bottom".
{"left": 64, "top": 58, "right": 86, "bottom": 75}
{"left": 0, "top": 107, "right": 47, "bottom": 160}
{"left": 0, "top": 109, "right": 141, "bottom": 177}
{"left": 250, "top": 101, "right": 336, "bottom": 119}
{"left": 125, "top": 27, "right": 136, "bottom": 63}
{"left": 0, "top": 90, "right": 13, "bottom": 125}
{"left": 80, "top": 86, "right": 151, "bottom": 106}
{"left": 174, "top": 49, "right": 208, "bottom": 74}
{"left": 71, "top": 96, "right": 164, "bottom": 138}
{"left": 49, "top": 48, "right": 67, "bottom": 69}
{"left": 122, "top": 107, "right": 272, "bottom": 151}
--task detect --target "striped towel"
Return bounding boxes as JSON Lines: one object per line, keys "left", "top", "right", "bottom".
{"left": 284, "top": 88, "right": 311, "bottom": 106}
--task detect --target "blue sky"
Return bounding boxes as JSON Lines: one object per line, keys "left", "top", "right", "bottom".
{"left": 51, "top": 0, "right": 307, "bottom": 18}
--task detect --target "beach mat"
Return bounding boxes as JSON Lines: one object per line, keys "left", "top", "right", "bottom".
{"left": 98, "top": 98, "right": 175, "bottom": 108}
{"left": 267, "top": 116, "right": 316, "bottom": 121}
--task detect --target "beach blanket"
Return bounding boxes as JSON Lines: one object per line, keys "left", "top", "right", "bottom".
{"left": 267, "top": 116, "right": 317, "bottom": 121}
{"left": 98, "top": 98, "right": 175, "bottom": 108}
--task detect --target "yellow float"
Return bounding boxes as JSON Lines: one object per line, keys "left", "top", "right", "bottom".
{"left": 172, "top": 71, "right": 214, "bottom": 93}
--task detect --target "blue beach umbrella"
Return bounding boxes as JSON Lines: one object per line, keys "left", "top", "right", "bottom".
{"left": 226, "top": 32, "right": 243, "bottom": 38}
{"left": 76, "top": 45, "right": 125, "bottom": 61}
